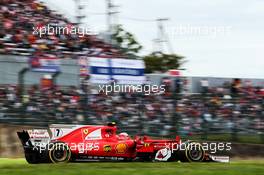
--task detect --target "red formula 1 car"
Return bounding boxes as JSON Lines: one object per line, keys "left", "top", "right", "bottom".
{"left": 17, "top": 123, "right": 229, "bottom": 163}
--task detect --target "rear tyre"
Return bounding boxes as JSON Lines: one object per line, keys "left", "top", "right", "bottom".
{"left": 25, "top": 153, "right": 39, "bottom": 164}
{"left": 49, "top": 142, "right": 71, "bottom": 163}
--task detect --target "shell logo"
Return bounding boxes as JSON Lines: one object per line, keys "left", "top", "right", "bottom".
{"left": 115, "top": 143, "right": 128, "bottom": 154}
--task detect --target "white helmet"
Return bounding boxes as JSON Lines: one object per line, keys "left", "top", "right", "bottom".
{"left": 119, "top": 132, "right": 128, "bottom": 137}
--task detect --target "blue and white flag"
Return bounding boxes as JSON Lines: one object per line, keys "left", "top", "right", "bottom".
{"left": 88, "top": 57, "right": 146, "bottom": 84}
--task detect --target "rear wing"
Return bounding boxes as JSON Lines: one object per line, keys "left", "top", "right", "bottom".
{"left": 17, "top": 130, "right": 32, "bottom": 146}
{"left": 17, "top": 129, "right": 50, "bottom": 147}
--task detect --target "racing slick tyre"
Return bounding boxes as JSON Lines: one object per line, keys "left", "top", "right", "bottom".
{"left": 25, "top": 153, "right": 39, "bottom": 164}
{"left": 179, "top": 141, "right": 205, "bottom": 162}
{"left": 49, "top": 142, "right": 71, "bottom": 163}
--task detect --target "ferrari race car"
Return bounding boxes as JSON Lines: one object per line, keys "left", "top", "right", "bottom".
{"left": 17, "top": 123, "right": 229, "bottom": 163}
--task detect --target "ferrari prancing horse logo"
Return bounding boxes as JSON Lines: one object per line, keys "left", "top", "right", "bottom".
{"left": 83, "top": 129, "right": 89, "bottom": 135}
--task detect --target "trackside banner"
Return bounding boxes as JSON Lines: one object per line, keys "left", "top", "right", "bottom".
{"left": 29, "top": 56, "right": 60, "bottom": 73}
{"left": 88, "top": 57, "right": 146, "bottom": 84}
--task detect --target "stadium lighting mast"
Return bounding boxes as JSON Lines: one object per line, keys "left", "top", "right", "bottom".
{"left": 74, "top": 0, "right": 86, "bottom": 26}
{"left": 154, "top": 18, "right": 174, "bottom": 54}
{"left": 105, "top": 0, "right": 119, "bottom": 44}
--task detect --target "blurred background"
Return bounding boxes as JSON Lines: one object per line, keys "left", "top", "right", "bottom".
{"left": 0, "top": 0, "right": 263, "bottom": 158}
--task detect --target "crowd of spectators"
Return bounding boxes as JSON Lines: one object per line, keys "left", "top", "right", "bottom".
{"left": 0, "top": 79, "right": 263, "bottom": 137}
{"left": 0, "top": 0, "right": 122, "bottom": 58}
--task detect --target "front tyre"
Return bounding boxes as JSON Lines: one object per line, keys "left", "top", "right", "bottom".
{"left": 49, "top": 142, "right": 71, "bottom": 163}
{"left": 180, "top": 141, "right": 205, "bottom": 162}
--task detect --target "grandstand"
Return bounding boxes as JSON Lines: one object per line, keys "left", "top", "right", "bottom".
{"left": 0, "top": 0, "right": 122, "bottom": 58}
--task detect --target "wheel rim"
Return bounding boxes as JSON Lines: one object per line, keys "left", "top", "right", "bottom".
{"left": 49, "top": 143, "right": 71, "bottom": 163}
{"left": 185, "top": 142, "right": 204, "bottom": 162}
{"left": 189, "top": 149, "right": 203, "bottom": 161}
{"left": 53, "top": 146, "right": 67, "bottom": 161}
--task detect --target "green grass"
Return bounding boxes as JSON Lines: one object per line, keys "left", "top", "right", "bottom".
{"left": 0, "top": 158, "right": 264, "bottom": 175}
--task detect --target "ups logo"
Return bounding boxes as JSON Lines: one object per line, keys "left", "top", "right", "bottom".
{"left": 103, "top": 145, "right": 112, "bottom": 152}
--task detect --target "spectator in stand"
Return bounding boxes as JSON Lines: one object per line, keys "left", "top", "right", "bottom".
{"left": 231, "top": 78, "right": 241, "bottom": 96}
{"left": 200, "top": 78, "right": 209, "bottom": 94}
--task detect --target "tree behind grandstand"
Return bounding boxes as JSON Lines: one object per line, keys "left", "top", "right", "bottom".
{"left": 143, "top": 52, "right": 185, "bottom": 73}
{"left": 112, "top": 25, "right": 143, "bottom": 56}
